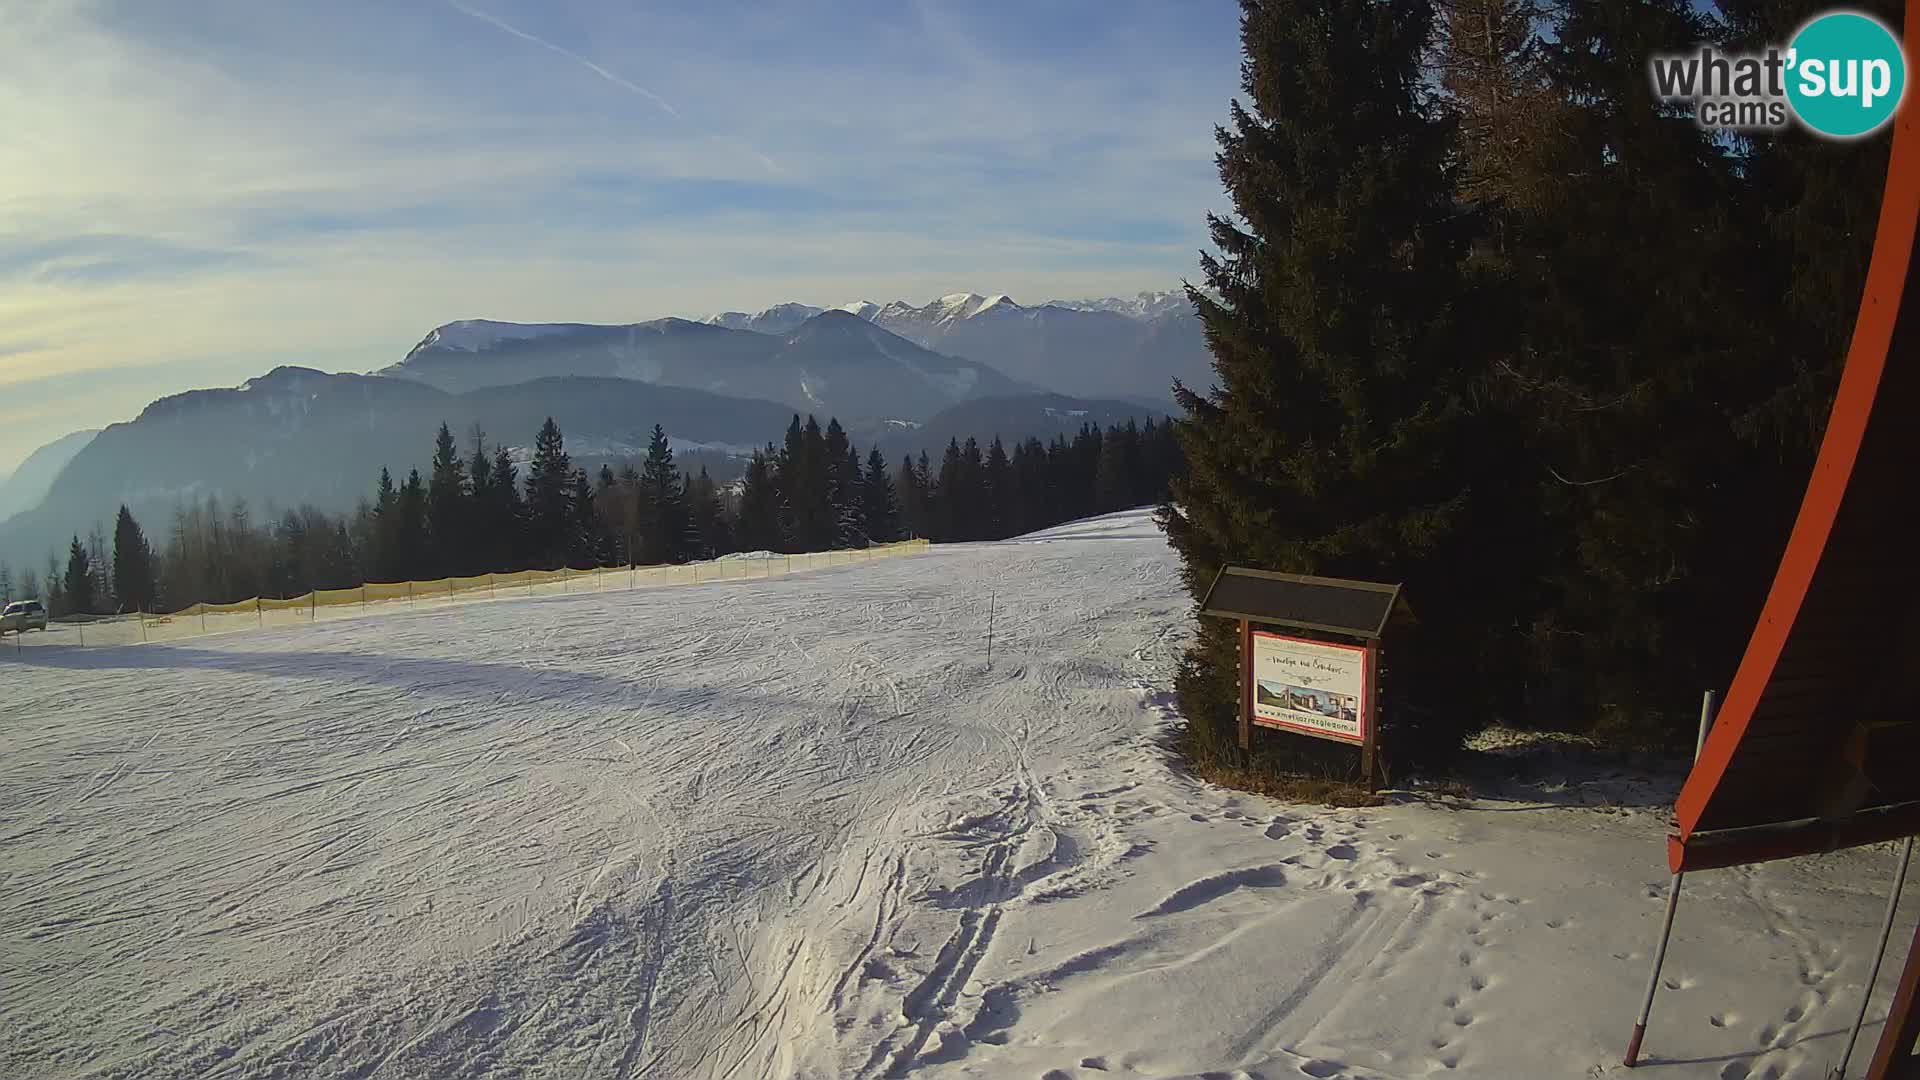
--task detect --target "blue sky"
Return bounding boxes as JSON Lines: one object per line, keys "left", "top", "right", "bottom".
{"left": 0, "top": 0, "right": 1243, "bottom": 473}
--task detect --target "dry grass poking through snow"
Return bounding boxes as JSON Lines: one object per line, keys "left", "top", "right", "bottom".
{"left": 1184, "top": 759, "right": 1388, "bottom": 807}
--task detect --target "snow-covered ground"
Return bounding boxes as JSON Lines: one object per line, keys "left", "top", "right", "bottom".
{"left": 2, "top": 510, "right": 1912, "bottom": 1080}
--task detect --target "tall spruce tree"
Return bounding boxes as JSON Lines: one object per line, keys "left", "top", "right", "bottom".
{"left": 63, "top": 535, "right": 95, "bottom": 614}
{"left": 1487, "top": 0, "right": 1789, "bottom": 736}
{"left": 426, "top": 422, "right": 468, "bottom": 578}
{"left": 396, "top": 470, "right": 429, "bottom": 580}
{"left": 639, "top": 425, "right": 687, "bottom": 564}
{"left": 468, "top": 435, "right": 494, "bottom": 573}
{"left": 524, "top": 418, "right": 573, "bottom": 568}
{"left": 686, "top": 467, "right": 731, "bottom": 558}
{"left": 837, "top": 441, "right": 869, "bottom": 548}
{"left": 863, "top": 448, "right": 899, "bottom": 543}
{"left": 490, "top": 445, "right": 523, "bottom": 571}
{"left": 896, "top": 454, "right": 925, "bottom": 540}
{"left": 737, "top": 449, "right": 782, "bottom": 552}
{"left": 112, "top": 505, "right": 156, "bottom": 612}
{"left": 784, "top": 415, "right": 833, "bottom": 551}
{"left": 982, "top": 438, "right": 1011, "bottom": 539}
{"left": 823, "top": 419, "right": 863, "bottom": 548}
{"left": 567, "top": 469, "right": 603, "bottom": 568}
{"left": 372, "top": 468, "right": 402, "bottom": 580}
{"left": 1162, "top": 0, "right": 1479, "bottom": 769}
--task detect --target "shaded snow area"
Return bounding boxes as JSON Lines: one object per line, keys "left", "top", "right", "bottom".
{"left": 3, "top": 510, "right": 1913, "bottom": 1079}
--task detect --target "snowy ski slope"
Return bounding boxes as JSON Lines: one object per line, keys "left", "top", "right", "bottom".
{"left": 2, "top": 510, "right": 1912, "bottom": 1079}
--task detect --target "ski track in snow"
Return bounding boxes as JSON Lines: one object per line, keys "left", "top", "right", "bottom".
{"left": 2, "top": 510, "right": 1913, "bottom": 1080}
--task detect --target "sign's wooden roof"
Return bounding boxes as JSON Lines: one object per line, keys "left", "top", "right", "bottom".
{"left": 1199, "top": 567, "right": 1401, "bottom": 640}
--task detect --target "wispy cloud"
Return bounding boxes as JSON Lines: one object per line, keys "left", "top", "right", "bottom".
{"left": 445, "top": 0, "right": 678, "bottom": 117}
{"left": 0, "top": 0, "right": 1241, "bottom": 472}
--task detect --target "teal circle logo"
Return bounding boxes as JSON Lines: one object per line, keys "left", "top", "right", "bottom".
{"left": 1787, "top": 11, "right": 1907, "bottom": 138}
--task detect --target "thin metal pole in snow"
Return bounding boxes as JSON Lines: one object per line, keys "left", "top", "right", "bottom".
{"left": 1624, "top": 689, "right": 1718, "bottom": 1067}
{"left": 986, "top": 588, "right": 996, "bottom": 669}
{"left": 1839, "top": 836, "right": 1915, "bottom": 1078}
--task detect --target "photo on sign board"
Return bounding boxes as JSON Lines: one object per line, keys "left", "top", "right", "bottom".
{"left": 1256, "top": 680, "right": 1358, "bottom": 723}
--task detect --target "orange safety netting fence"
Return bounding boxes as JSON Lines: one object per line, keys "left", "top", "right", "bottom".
{"left": 6, "top": 539, "right": 930, "bottom": 650}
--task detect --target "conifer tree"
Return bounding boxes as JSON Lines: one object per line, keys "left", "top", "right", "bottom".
{"left": 396, "top": 470, "right": 429, "bottom": 580}
{"left": 931, "top": 440, "right": 966, "bottom": 542}
{"left": 781, "top": 415, "right": 833, "bottom": 551}
{"left": 64, "top": 535, "right": 95, "bottom": 614}
{"left": 524, "top": 418, "right": 573, "bottom": 568}
{"left": 1162, "top": 0, "right": 1479, "bottom": 767}
{"left": 467, "top": 436, "right": 494, "bottom": 573}
{"left": 823, "top": 419, "right": 863, "bottom": 549}
{"left": 686, "top": 467, "right": 731, "bottom": 558}
{"left": 737, "top": 450, "right": 782, "bottom": 553}
{"left": 836, "top": 441, "right": 868, "bottom": 548}
{"left": 982, "top": 438, "right": 1011, "bottom": 539}
{"left": 46, "top": 552, "right": 65, "bottom": 616}
{"left": 427, "top": 422, "right": 468, "bottom": 578}
{"left": 863, "top": 448, "right": 899, "bottom": 543}
{"left": 112, "top": 505, "right": 156, "bottom": 612}
{"left": 567, "top": 468, "right": 603, "bottom": 568}
{"left": 639, "top": 425, "right": 686, "bottom": 564}
{"left": 372, "top": 468, "right": 402, "bottom": 580}
{"left": 489, "top": 445, "right": 522, "bottom": 571}
{"left": 896, "top": 454, "right": 925, "bottom": 540}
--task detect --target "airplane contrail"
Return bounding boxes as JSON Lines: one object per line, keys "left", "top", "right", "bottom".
{"left": 446, "top": 0, "right": 679, "bottom": 118}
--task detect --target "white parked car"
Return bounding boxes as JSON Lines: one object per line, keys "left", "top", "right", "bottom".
{"left": 0, "top": 600, "right": 50, "bottom": 635}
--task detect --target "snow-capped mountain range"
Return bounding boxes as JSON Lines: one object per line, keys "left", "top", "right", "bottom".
{"left": 387, "top": 290, "right": 1209, "bottom": 416}
{"left": 705, "top": 290, "right": 1194, "bottom": 338}
{"left": 705, "top": 290, "right": 1209, "bottom": 405}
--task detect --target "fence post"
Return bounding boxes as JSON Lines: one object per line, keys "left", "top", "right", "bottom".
{"left": 200, "top": 605, "right": 207, "bottom": 633}
{"left": 139, "top": 609, "right": 148, "bottom": 643}
{"left": 361, "top": 585, "right": 367, "bottom": 608}
{"left": 311, "top": 591, "right": 317, "bottom": 621}
{"left": 257, "top": 597, "right": 263, "bottom": 628}
{"left": 490, "top": 573, "right": 496, "bottom": 600}
{"left": 78, "top": 619, "right": 85, "bottom": 648}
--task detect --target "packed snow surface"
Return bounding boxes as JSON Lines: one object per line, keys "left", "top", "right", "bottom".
{"left": 3, "top": 510, "right": 1913, "bottom": 1079}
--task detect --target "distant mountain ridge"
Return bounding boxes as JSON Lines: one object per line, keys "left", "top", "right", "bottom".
{"left": 0, "top": 369, "right": 796, "bottom": 568}
{"left": 381, "top": 310, "right": 1029, "bottom": 422}
{"left": 0, "top": 429, "right": 98, "bottom": 527}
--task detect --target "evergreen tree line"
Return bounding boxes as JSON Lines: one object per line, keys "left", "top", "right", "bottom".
{"left": 2, "top": 412, "right": 1181, "bottom": 616}
{"left": 1163, "top": 0, "right": 1894, "bottom": 772}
